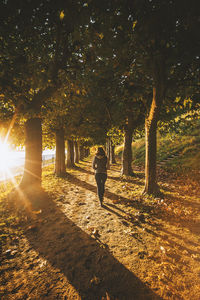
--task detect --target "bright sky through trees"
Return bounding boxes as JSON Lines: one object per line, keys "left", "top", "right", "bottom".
{"left": 0, "top": 139, "right": 55, "bottom": 181}
{"left": 0, "top": 139, "right": 17, "bottom": 179}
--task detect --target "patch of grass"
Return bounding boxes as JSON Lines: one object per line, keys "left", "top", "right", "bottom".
{"left": 115, "top": 144, "right": 124, "bottom": 155}
{"left": 132, "top": 139, "right": 145, "bottom": 165}
{"left": 116, "top": 119, "right": 200, "bottom": 172}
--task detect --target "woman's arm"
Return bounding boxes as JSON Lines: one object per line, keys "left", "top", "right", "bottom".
{"left": 92, "top": 157, "right": 97, "bottom": 170}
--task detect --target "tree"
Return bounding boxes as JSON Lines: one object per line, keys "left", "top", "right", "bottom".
{"left": 0, "top": 0, "right": 89, "bottom": 188}
{"left": 55, "top": 127, "right": 66, "bottom": 176}
{"left": 125, "top": 0, "right": 200, "bottom": 194}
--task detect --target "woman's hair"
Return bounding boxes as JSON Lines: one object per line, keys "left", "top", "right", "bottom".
{"left": 96, "top": 147, "right": 105, "bottom": 156}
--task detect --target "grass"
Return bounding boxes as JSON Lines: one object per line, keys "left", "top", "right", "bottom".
{"left": 116, "top": 119, "right": 200, "bottom": 172}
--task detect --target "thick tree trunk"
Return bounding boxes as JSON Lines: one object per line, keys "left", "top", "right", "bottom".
{"left": 121, "top": 125, "right": 133, "bottom": 176}
{"left": 20, "top": 118, "right": 42, "bottom": 188}
{"left": 143, "top": 85, "right": 164, "bottom": 195}
{"left": 143, "top": 88, "right": 158, "bottom": 194}
{"left": 74, "top": 141, "right": 79, "bottom": 164}
{"left": 143, "top": 54, "right": 165, "bottom": 195}
{"left": 54, "top": 127, "right": 66, "bottom": 176}
{"left": 66, "top": 139, "right": 75, "bottom": 168}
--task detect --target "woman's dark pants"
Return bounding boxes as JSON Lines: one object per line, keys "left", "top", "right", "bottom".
{"left": 95, "top": 173, "right": 107, "bottom": 204}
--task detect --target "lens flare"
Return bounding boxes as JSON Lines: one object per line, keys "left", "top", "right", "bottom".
{"left": 0, "top": 139, "right": 20, "bottom": 181}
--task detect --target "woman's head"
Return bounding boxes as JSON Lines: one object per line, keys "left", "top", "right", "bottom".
{"left": 96, "top": 147, "right": 105, "bottom": 156}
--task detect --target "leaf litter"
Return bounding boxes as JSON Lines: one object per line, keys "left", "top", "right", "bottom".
{"left": 0, "top": 159, "right": 200, "bottom": 299}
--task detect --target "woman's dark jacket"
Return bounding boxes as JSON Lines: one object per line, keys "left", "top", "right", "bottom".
{"left": 92, "top": 155, "right": 107, "bottom": 174}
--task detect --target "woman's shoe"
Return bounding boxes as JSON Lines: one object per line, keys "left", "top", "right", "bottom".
{"left": 99, "top": 198, "right": 103, "bottom": 206}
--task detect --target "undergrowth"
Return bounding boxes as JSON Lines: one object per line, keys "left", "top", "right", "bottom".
{"left": 116, "top": 119, "right": 200, "bottom": 172}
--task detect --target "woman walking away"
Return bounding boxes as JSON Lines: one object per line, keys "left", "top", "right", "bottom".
{"left": 92, "top": 147, "right": 108, "bottom": 206}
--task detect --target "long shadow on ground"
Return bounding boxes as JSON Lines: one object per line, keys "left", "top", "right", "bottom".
{"left": 66, "top": 173, "right": 143, "bottom": 206}
{"left": 24, "top": 189, "right": 162, "bottom": 300}
{"left": 75, "top": 165, "right": 144, "bottom": 185}
{"left": 66, "top": 173, "right": 200, "bottom": 239}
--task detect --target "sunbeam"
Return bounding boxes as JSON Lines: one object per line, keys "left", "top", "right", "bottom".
{"left": 0, "top": 138, "right": 21, "bottom": 181}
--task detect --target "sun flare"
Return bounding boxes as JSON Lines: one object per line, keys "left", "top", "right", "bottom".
{"left": 0, "top": 139, "right": 18, "bottom": 180}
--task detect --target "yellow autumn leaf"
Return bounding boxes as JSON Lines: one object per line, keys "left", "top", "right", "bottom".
{"left": 82, "top": 89, "right": 87, "bottom": 95}
{"left": 98, "top": 33, "right": 104, "bottom": 39}
{"left": 132, "top": 20, "right": 137, "bottom": 30}
{"left": 29, "top": 88, "right": 34, "bottom": 95}
{"left": 60, "top": 10, "right": 65, "bottom": 20}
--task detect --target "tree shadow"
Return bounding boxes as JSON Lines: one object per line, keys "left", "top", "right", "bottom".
{"left": 160, "top": 227, "right": 199, "bottom": 248}
{"left": 152, "top": 229, "right": 200, "bottom": 259}
{"left": 66, "top": 173, "right": 200, "bottom": 238}
{"left": 165, "top": 194, "right": 200, "bottom": 210}
{"left": 105, "top": 202, "right": 130, "bottom": 214}
{"left": 65, "top": 173, "right": 143, "bottom": 210}
{"left": 64, "top": 174, "right": 160, "bottom": 232}
{"left": 24, "top": 189, "right": 162, "bottom": 299}
{"left": 75, "top": 165, "right": 144, "bottom": 185}
{"left": 74, "top": 165, "right": 94, "bottom": 176}
{"left": 103, "top": 203, "right": 151, "bottom": 228}
{"left": 108, "top": 175, "right": 144, "bottom": 185}
{"left": 101, "top": 203, "right": 129, "bottom": 220}
{"left": 165, "top": 216, "right": 200, "bottom": 236}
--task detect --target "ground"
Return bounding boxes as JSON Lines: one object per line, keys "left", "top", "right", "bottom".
{"left": 0, "top": 158, "right": 200, "bottom": 299}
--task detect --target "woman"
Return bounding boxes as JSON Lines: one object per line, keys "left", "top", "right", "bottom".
{"left": 92, "top": 147, "right": 108, "bottom": 206}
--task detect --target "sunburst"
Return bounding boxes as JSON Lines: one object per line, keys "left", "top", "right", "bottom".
{"left": 0, "top": 139, "right": 19, "bottom": 181}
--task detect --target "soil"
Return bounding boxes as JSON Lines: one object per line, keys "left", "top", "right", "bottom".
{"left": 0, "top": 158, "right": 200, "bottom": 299}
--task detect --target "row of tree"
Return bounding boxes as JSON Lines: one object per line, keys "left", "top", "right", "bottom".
{"left": 0, "top": 0, "right": 199, "bottom": 195}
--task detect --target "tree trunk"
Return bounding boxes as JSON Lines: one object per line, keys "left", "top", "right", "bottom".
{"left": 74, "top": 141, "right": 79, "bottom": 164}
{"left": 54, "top": 127, "right": 66, "bottom": 176}
{"left": 143, "top": 54, "right": 166, "bottom": 195}
{"left": 106, "top": 138, "right": 111, "bottom": 169}
{"left": 79, "top": 145, "right": 84, "bottom": 161}
{"left": 86, "top": 148, "right": 90, "bottom": 157}
{"left": 66, "top": 139, "right": 75, "bottom": 168}
{"left": 143, "top": 85, "right": 164, "bottom": 195}
{"left": 121, "top": 125, "right": 133, "bottom": 176}
{"left": 20, "top": 118, "right": 42, "bottom": 188}
{"left": 110, "top": 142, "right": 116, "bottom": 164}
{"left": 143, "top": 88, "right": 158, "bottom": 194}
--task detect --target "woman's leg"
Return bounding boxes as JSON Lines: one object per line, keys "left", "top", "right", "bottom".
{"left": 95, "top": 173, "right": 103, "bottom": 204}
{"left": 95, "top": 173, "right": 107, "bottom": 205}
{"left": 101, "top": 173, "right": 107, "bottom": 202}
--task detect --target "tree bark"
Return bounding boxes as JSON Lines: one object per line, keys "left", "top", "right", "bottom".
{"left": 106, "top": 138, "right": 111, "bottom": 169}
{"left": 143, "top": 54, "right": 166, "bottom": 195}
{"left": 111, "top": 142, "right": 116, "bottom": 164}
{"left": 54, "top": 127, "right": 66, "bottom": 176}
{"left": 106, "top": 138, "right": 111, "bottom": 161}
{"left": 143, "top": 88, "right": 159, "bottom": 194}
{"left": 143, "top": 84, "right": 165, "bottom": 194}
{"left": 79, "top": 145, "right": 84, "bottom": 161}
{"left": 20, "top": 118, "right": 42, "bottom": 188}
{"left": 121, "top": 123, "right": 134, "bottom": 176}
{"left": 66, "top": 139, "right": 75, "bottom": 168}
{"left": 74, "top": 141, "right": 79, "bottom": 164}
{"left": 86, "top": 148, "right": 90, "bottom": 157}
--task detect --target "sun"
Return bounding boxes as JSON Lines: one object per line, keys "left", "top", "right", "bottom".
{"left": 0, "top": 139, "right": 16, "bottom": 179}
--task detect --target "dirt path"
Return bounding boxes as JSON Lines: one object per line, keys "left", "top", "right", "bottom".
{"left": 0, "top": 159, "right": 200, "bottom": 299}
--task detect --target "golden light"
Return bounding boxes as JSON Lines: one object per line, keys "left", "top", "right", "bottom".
{"left": 0, "top": 139, "right": 19, "bottom": 180}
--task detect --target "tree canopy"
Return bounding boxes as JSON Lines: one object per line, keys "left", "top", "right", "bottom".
{"left": 0, "top": 0, "right": 199, "bottom": 193}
